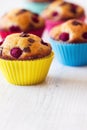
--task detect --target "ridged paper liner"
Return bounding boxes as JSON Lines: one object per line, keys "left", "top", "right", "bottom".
{"left": 0, "top": 26, "right": 44, "bottom": 40}
{"left": 24, "top": 2, "right": 49, "bottom": 14}
{"left": 0, "top": 52, "right": 54, "bottom": 85}
{"left": 45, "top": 20, "right": 64, "bottom": 32}
{"left": 45, "top": 16, "right": 85, "bottom": 32}
{"left": 49, "top": 38, "right": 87, "bottom": 66}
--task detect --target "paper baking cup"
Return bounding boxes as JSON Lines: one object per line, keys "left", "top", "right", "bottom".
{"left": 45, "top": 20, "right": 64, "bottom": 32}
{"left": 0, "top": 30, "right": 12, "bottom": 40}
{"left": 0, "top": 26, "right": 45, "bottom": 40}
{"left": 0, "top": 30, "right": 21, "bottom": 40}
{"left": 0, "top": 52, "right": 54, "bottom": 85}
{"left": 45, "top": 16, "right": 85, "bottom": 32}
{"left": 29, "top": 26, "right": 45, "bottom": 37}
{"left": 49, "top": 38, "right": 87, "bottom": 66}
{"left": 24, "top": 2, "right": 49, "bottom": 14}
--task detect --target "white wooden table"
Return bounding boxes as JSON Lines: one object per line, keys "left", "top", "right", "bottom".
{"left": 0, "top": 0, "right": 87, "bottom": 130}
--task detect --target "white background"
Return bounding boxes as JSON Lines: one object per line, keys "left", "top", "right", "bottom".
{"left": 0, "top": 0, "right": 87, "bottom": 130}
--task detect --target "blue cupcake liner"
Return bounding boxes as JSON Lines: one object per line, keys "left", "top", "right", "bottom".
{"left": 49, "top": 38, "right": 87, "bottom": 66}
{"left": 23, "top": 1, "right": 49, "bottom": 14}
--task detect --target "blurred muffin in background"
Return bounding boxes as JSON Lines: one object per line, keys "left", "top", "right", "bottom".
{"left": 23, "top": 0, "right": 62, "bottom": 14}
{"left": 0, "top": 8, "right": 45, "bottom": 40}
{"left": 41, "top": 1, "right": 85, "bottom": 31}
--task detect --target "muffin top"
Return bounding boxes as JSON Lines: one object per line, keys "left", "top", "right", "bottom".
{"left": 50, "top": 19, "right": 87, "bottom": 43}
{"left": 0, "top": 32, "right": 52, "bottom": 60}
{"left": 0, "top": 8, "right": 45, "bottom": 32}
{"left": 41, "top": 1, "right": 85, "bottom": 21}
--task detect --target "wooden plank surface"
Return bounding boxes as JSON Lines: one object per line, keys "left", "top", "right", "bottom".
{"left": 0, "top": 58, "right": 87, "bottom": 130}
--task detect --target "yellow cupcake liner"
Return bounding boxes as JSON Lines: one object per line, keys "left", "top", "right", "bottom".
{"left": 0, "top": 52, "right": 54, "bottom": 85}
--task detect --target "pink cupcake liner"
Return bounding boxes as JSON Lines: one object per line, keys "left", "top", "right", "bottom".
{"left": 29, "top": 26, "right": 45, "bottom": 37}
{"left": 45, "top": 16, "right": 85, "bottom": 32}
{"left": 0, "top": 26, "right": 45, "bottom": 40}
{"left": 0, "top": 30, "right": 12, "bottom": 40}
{"left": 45, "top": 20, "right": 64, "bottom": 32}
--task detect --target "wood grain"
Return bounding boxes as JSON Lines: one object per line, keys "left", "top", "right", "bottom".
{"left": 0, "top": 58, "right": 87, "bottom": 130}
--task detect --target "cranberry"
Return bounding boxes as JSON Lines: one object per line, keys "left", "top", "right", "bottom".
{"left": 32, "top": 15, "right": 39, "bottom": 23}
{"left": 59, "top": 32, "right": 69, "bottom": 41}
{"left": 10, "top": 47, "right": 22, "bottom": 58}
{"left": 82, "top": 32, "right": 87, "bottom": 39}
{"left": 9, "top": 26, "right": 21, "bottom": 32}
{"left": 41, "top": 40, "right": 48, "bottom": 46}
{"left": 72, "top": 21, "right": 82, "bottom": 26}
{"left": 52, "top": 11, "right": 59, "bottom": 17}
{"left": 70, "top": 4, "right": 77, "bottom": 14}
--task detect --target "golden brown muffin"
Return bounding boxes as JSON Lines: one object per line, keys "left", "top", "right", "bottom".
{"left": 41, "top": 1, "right": 85, "bottom": 21}
{"left": 50, "top": 19, "right": 87, "bottom": 43}
{"left": 0, "top": 32, "right": 52, "bottom": 60}
{"left": 0, "top": 8, "right": 45, "bottom": 32}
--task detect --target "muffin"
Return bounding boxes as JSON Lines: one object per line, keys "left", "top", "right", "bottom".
{"left": 0, "top": 32, "right": 54, "bottom": 85}
{"left": 23, "top": 0, "right": 62, "bottom": 14}
{"left": 49, "top": 19, "right": 87, "bottom": 66}
{"left": 0, "top": 8, "right": 45, "bottom": 40}
{"left": 41, "top": 1, "right": 85, "bottom": 31}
